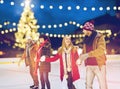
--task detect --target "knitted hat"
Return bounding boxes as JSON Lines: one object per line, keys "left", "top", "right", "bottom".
{"left": 82, "top": 21, "right": 94, "bottom": 31}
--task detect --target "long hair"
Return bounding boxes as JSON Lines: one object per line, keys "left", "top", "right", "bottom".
{"left": 58, "top": 36, "right": 74, "bottom": 54}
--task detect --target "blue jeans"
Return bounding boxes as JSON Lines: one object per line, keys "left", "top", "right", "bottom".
{"left": 66, "top": 72, "right": 76, "bottom": 89}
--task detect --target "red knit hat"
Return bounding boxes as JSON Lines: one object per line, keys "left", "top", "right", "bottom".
{"left": 82, "top": 21, "right": 94, "bottom": 31}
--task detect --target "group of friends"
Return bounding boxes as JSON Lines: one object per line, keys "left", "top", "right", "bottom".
{"left": 18, "top": 21, "right": 108, "bottom": 89}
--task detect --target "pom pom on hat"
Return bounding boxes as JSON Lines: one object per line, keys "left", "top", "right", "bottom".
{"left": 82, "top": 20, "right": 94, "bottom": 31}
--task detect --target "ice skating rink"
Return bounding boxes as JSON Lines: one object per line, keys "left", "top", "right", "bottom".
{"left": 0, "top": 55, "right": 120, "bottom": 89}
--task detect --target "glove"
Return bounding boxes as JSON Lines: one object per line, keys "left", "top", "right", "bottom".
{"left": 40, "top": 56, "right": 46, "bottom": 62}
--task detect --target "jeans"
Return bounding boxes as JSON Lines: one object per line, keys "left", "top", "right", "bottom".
{"left": 86, "top": 65, "right": 108, "bottom": 89}
{"left": 40, "top": 72, "right": 50, "bottom": 89}
{"left": 66, "top": 72, "right": 76, "bottom": 89}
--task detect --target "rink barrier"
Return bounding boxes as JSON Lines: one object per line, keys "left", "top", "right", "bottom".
{"left": 106, "top": 55, "right": 120, "bottom": 60}
{"left": 0, "top": 58, "right": 21, "bottom": 64}
{"left": 0, "top": 55, "right": 120, "bottom": 64}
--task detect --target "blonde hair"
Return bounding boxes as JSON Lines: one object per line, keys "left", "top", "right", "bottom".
{"left": 58, "top": 36, "right": 75, "bottom": 54}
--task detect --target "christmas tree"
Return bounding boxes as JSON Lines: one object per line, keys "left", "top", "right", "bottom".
{"left": 15, "top": 0, "right": 39, "bottom": 48}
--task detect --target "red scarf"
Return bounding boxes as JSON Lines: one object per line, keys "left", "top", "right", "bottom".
{"left": 36, "top": 40, "right": 48, "bottom": 62}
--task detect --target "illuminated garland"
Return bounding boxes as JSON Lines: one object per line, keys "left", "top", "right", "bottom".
{"left": 0, "top": 21, "right": 115, "bottom": 38}
{"left": 0, "top": 0, "right": 119, "bottom": 49}
{"left": 0, "top": 0, "right": 120, "bottom": 11}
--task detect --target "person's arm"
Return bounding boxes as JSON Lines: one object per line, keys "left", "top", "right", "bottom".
{"left": 76, "top": 53, "right": 89, "bottom": 65}
{"left": 34, "top": 44, "right": 41, "bottom": 75}
{"left": 75, "top": 47, "right": 85, "bottom": 65}
{"left": 77, "top": 35, "right": 106, "bottom": 65}
{"left": 34, "top": 47, "right": 41, "bottom": 75}
{"left": 88, "top": 35, "right": 106, "bottom": 57}
{"left": 41, "top": 46, "right": 61, "bottom": 62}
{"left": 18, "top": 51, "right": 26, "bottom": 66}
{"left": 34, "top": 58, "right": 39, "bottom": 75}
{"left": 46, "top": 53, "right": 60, "bottom": 62}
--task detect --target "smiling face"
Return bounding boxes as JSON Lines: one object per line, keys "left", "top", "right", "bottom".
{"left": 39, "top": 38, "right": 44, "bottom": 44}
{"left": 59, "top": 36, "right": 74, "bottom": 53}
{"left": 26, "top": 38, "right": 32, "bottom": 44}
{"left": 64, "top": 36, "right": 71, "bottom": 47}
{"left": 83, "top": 29, "right": 92, "bottom": 36}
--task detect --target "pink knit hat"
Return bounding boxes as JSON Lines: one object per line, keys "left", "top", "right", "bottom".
{"left": 82, "top": 21, "right": 94, "bottom": 31}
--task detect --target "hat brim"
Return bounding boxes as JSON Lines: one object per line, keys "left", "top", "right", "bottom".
{"left": 82, "top": 27, "right": 93, "bottom": 31}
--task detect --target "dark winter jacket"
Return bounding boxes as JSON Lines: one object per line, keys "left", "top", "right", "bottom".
{"left": 39, "top": 42, "right": 52, "bottom": 72}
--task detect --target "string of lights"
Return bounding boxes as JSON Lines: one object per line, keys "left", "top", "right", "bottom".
{"left": 0, "top": 20, "right": 116, "bottom": 38}
{"left": 0, "top": 0, "right": 120, "bottom": 36}
{"left": 0, "top": 0, "right": 120, "bottom": 49}
{"left": 0, "top": 0, "right": 120, "bottom": 11}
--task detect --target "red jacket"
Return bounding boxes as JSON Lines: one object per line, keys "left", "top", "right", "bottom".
{"left": 46, "top": 50, "right": 80, "bottom": 82}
